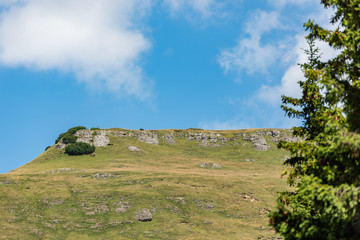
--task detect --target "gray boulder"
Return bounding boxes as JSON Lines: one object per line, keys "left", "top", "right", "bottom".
{"left": 200, "top": 162, "right": 222, "bottom": 169}
{"left": 135, "top": 209, "right": 152, "bottom": 222}
{"left": 128, "top": 146, "right": 141, "bottom": 152}
{"left": 56, "top": 142, "right": 66, "bottom": 149}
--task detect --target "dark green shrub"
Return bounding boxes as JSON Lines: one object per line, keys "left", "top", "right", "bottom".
{"left": 45, "top": 146, "right": 51, "bottom": 151}
{"left": 54, "top": 126, "right": 86, "bottom": 144}
{"left": 91, "top": 127, "right": 100, "bottom": 130}
{"left": 55, "top": 132, "right": 66, "bottom": 144}
{"left": 139, "top": 128, "right": 144, "bottom": 131}
{"left": 65, "top": 142, "right": 95, "bottom": 156}
{"left": 62, "top": 133, "right": 77, "bottom": 144}
{"left": 67, "top": 126, "right": 86, "bottom": 135}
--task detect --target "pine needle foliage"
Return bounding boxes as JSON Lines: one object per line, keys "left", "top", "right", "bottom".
{"left": 65, "top": 142, "right": 95, "bottom": 156}
{"left": 269, "top": 1, "right": 360, "bottom": 239}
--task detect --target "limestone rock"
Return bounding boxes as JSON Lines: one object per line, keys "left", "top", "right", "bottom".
{"left": 200, "top": 162, "right": 222, "bottom": 169}
{"left": 128, "top": 146, "right": 141, "bottom": 152}
{"left": 115, "top": 207, "right": 127, "bottom": 213}
{"left": 272, "top": 130, "right": 281, "bottom": 138}
{"left": 135, "top": 209, "right": 152, "bottom": 222}
{"left": 93, "top": 173, "right": 111, "bottom": 179}
{"left": 75, "top": 129, "right": 110, "bottom": 147}
{"left": 56, "top": 142, "right": 66, "bottom": 149}
{"left": 137, "top": 132, "right": 159, "bottom": 145}
{"left": 93, "top": 135, "right": 110, "bottom": 147}
{"left": 242, "top": 133, "right": 270, "bottom": 151}
{"left": 75, "top": 129, "right": 93, "bottom": 144}
{"left": 162, "top": 133, "right": 176, "bottom": 144}
{"left": 114, "top": 201, "right": 130, "bottom": 213}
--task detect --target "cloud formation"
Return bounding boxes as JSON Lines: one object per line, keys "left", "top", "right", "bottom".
{"left": 217, "top": 10, "right": 281, "bottom": 76}
{"left": 255, "top": 8, "right": 338, "bottom": 105}
{"left": 0, "top": 0, "right": 152, "bottom": 98}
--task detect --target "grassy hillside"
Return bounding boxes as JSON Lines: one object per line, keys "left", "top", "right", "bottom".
{"left": 0, "top": 128, "right": 291, "bottom": 239}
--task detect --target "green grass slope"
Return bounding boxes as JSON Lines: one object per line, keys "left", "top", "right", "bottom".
{"left": 0, "top": 128, "right": 291, "bottom": 239}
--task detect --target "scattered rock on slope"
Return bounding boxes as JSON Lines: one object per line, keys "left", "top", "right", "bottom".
{"left": 134, "top": 209, "right": 152, "bottom": 222}
{"left": 93, "top": 173, "right": 111, "bottom": 179}
{"left": 200, "top": 162, "right": 222, "bottom": 169}
{"left": 128, "top": 146, "right": 141, "bottom": 152}
{"left": 114, "top": 201, "right": 130, "bottom": 213}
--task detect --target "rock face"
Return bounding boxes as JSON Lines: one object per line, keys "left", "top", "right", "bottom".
{"left": 185, "top": 132, "right": 228, "bottom": 147}
{"left": 75, "top": 129, "right": 93, "bottom": 144}
{"left": 242, "top": 133, "right": 270, "bottom": 151}
{"left": 93, "top": 135, "right": 110, "bottom": 147}
{"left": 137, "top": 131, "right": 159, "bottom": 145}
{"left": 134, "top": 209, "right": 152, "bottom": 222}
{"left": 162, "top": 133, "right": 176, "bottom": 144}
{"left": 75, "top": 129, "right": 110, "bottom": 147}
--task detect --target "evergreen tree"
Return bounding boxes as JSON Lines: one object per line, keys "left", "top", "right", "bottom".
{"left": 269, "top": 1, "right": 360, "bottom": 239}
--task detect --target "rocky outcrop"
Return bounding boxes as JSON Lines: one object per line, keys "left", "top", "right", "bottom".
{"left": 93, "top": 134, "right": 110, "bottom": 147}
{"left": 137, "top": 131, "right": 159, "bottom": 145}
{"left": 75, "top": 129, "right": 110, "bottom": 147}
{"left": 55, "top": 141, "right": 66, "bottom": 149}
{"left": 242, "top": 133, "right": 270, "bottom": 151}
{"left": 162, "top": 133, "right": 176, "bottom": 144}
{"left": 185, "top": 132, "right": 228, "bottom": 147}
{"left": 75, "top": 129, "right": 93, "bottom": 144}
{"left": 97, "top": 129, "right": 301, "bottom": 151}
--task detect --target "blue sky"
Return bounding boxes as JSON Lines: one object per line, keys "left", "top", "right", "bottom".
{"left": 0, "top": 0, "right": 334, "bottom": 173}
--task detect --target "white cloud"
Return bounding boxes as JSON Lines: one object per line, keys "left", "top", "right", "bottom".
{"left": 254, "top": 8, "right": 339, "bottom": 105}
{"left": 0, "top": 0, "right": 153, "bottom": 98}
{"left": 217, "top": 10, "right": 281, "bottom": 76}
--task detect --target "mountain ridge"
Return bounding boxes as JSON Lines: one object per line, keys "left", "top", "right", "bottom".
{"left": 1, "top": 128, "right": 292, "bottom": 239}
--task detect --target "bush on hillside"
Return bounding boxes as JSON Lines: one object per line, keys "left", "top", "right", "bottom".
{"left": 55, "top": 126, "right": 87, "bottom": 144}
{"left": 65, "top": 142, "right": 95, "bottom": 156}
{"left": 62, "top": 133, "right": 77, "bottom": 144}
{"left": 55, "top": 132, "right": 66, "bottom": 144}
{"left": 67, "top": 126, "right": 86, "bottom": 135}
{"left": 90, "top": 127, "right": 100, "bottom": 130}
